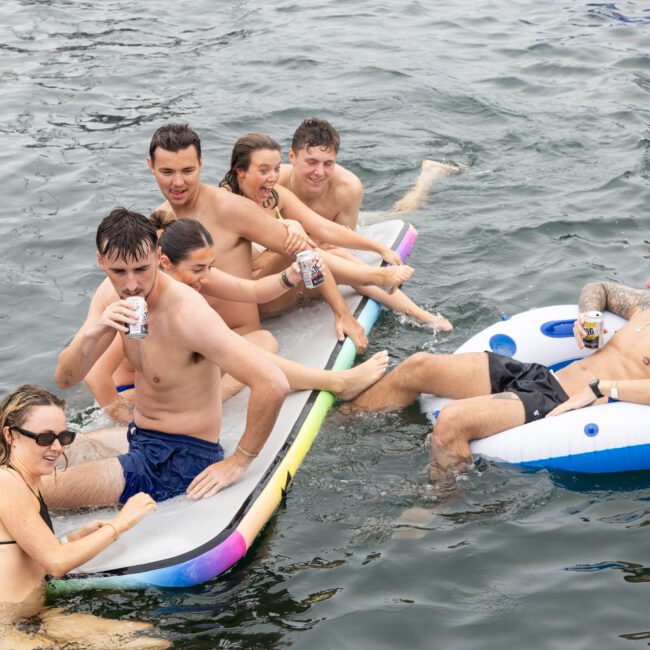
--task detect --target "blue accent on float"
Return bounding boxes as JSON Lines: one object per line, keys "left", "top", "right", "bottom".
{"left": 518, "top": 443, "right": 650, "bottom": 474}
{"left": 540, "top": 319, "right": 576, "bottom": 338}
{"left": 501, "top": 314, "right": 511, "bottom": 321}
{"left": 584, "top": 423, "right": 599, "bottom": 437}
{"left": 433, "top": 410, "right": 440, "bottom": 419}
{"left": 489, "top": 333, "right": 517, "bottom": 357}
{"left": 548, "top": 357, "right": 580, "bottom": 372}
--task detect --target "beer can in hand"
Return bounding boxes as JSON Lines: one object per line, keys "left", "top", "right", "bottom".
{"left": 583, "top": 311, "right": 603, "bottom": 349}
{"left": 126, "top": 296, "right": 148, "bottom": 339}
{"left": 296, "top": 251, "right": 324, "bottom": 289}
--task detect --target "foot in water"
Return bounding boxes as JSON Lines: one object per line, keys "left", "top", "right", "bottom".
{"left": 391, "top": 159, "right": 466, "bottom": 213}
{"left": 399, "top": 307, "right": 453, "bottom": 331}
{"left": 334, "top": 350, "right": 390, "bottom": 401}
{"left": 375, "top": 264, "right": 414, "bottom": 287}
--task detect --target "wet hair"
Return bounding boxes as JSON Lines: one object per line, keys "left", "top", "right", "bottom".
{"left": 149, "top": 123, "right": 202, "bottom": 163}
{"left": 291, "top": 118, "right": 340, "bottom": 154}
{"left": 96, "top": 207, "right": 158, "bottom": 263}
{"left": 220, "top": 132, "right": 281, "bottom": 208}
{"left": 150, "top": 211, "right": 213, "bottom": 265}
{"left": 0, "top": 385, "right": 66, "bottom": 467}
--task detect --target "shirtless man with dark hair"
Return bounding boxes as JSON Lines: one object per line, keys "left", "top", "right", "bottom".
{"left": 279, "top": 117, "right": 455, "bottom": 329}
{"left": 279, "top": 117, "right": 463, "bottom": 229}
{"left": 352, "top": 280, "right": 650, "bottom": 480}
{"left": 147, "top": 123, "right": 369, "bottom": 352}
{"left": 47, "top": 208, "right": 289, "bottom": 507}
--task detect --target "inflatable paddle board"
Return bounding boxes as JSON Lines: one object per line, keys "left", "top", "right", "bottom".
{"left": 49, "top": 219, "right": 417, "bottom": 591}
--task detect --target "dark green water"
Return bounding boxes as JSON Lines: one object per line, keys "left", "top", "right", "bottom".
{"left": 1, "top": 0, "right": 650, "bottom": 647}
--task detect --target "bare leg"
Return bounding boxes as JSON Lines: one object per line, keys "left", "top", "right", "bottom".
{"left": 321, "top": 247, "right": 452, "bottom": 328}
{"left": 252, "top": 250, "right": 304, "bottom": 315}
{"left": 42, "top": 457, "right": 125, "bottom": 508}
{"left": 63, "top": 427, "right": 128, "bottom": 467}
{"left": 355, "top": 285, "right": 453, "bottom": 330}
{"left": 39, "top": 608, "right": 170, "bottom": 649}
{"left": 352, "top": 351, "right": 491, "bottom": 411}
{"left": 266, "top": 350, "right": 390, "bottom": 400}
{"left": 319, "top": 249, "right": 414, "bottom": 288}
{"left": 429, "top": 393, "right": 524, "bottom": 482}
{"left": 391, "top": 160, "right": 465, "bottom": 213}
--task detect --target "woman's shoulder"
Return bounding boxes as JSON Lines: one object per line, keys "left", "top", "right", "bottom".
{"left": 0, "top": 468, "right": 33, "bottom": 501}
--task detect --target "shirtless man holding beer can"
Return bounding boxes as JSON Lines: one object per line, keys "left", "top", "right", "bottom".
{"left": 351, "top": 280, "right": 650, "bottom": 482}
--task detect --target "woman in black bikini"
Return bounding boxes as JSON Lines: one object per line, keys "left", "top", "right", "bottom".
{"left": 0, "top": 384, "right": 155, "bottom": 609}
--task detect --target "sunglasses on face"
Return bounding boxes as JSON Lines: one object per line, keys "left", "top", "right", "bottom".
{"left": 12, "top": 426, "right": 76, "bottom": 447}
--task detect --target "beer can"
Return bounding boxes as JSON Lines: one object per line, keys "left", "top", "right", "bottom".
{"left": 583, "top": 310, "right": 603, "bottom": 349}
{"left": 126, "top": 296, "right": 148, "bottom": 339}
{"left": 296, "top": 251, "right": 324, "bottom": 289}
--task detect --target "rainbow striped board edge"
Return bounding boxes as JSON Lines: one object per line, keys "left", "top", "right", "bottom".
{"left": 49, "top": 219, "right": 417, "bottom": 592}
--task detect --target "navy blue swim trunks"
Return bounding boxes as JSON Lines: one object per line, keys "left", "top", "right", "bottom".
{"left": 487, "top": 352, "right": 569, "bottom": 423}
{"left": 117, "top": 423, "right": 225, "bottom": 504}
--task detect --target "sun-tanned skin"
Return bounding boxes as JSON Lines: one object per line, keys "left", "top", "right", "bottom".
{"left": 47, "top": 237, "right": 289, "bottom": 507}
{"left": 148, "top": 143, "right": 368, "bottom": 352}
{"left": 278, "top": 124, "right": 453, "bottom": 329}
{"left": 279, "top": 144, "right": 364, "bottom": 230}
{"left": 83, "top": 244, "right": 390, "bottom": 423}
{"left": 352, "top": 281, "right": 650, "bottom": 481}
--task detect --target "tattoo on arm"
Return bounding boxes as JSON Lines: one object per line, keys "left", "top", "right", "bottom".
{"left": 578, "top": 281, "right": 650, "bottom": 319}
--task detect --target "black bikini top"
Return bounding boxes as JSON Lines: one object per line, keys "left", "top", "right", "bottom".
{"left": 0, "top": 464, "right": 54, "bottom": 544}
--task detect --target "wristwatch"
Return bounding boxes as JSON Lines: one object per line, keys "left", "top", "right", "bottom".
{"left": 589, "top": 378, "right": 603, "bottom": 398}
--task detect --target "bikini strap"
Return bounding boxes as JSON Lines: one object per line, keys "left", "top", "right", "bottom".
{"left": 6, "top": 463, "right": 40, "bottom": 501}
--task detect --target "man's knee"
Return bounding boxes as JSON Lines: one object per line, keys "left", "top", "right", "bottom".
{"left": 400, "top": 351, "right": 435, "bottom": 372}
{"left": 394, "top": 351, "right": 437, "bottom": 383}
{"left": 433, "top": 404, "right": 469, "bottom": 448}
{"left": 246, "top": 329, "right": 279, "bottom": 354}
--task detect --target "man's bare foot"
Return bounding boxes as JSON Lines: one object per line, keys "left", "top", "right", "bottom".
{"left": 404, "top": 310, "right": 453, "bottom": 331}
{"left": 392, "top": 506, "right": 435, "bottom": 540}
{"left": 391, "top": 160, "right": 466, "bottom": 213}
{"left": 334, "top": 350, "right": 390, "bottom": 401}
{"left": 374, "top": 264, "right": 414, "bottom": 287}
{"left": 419, "top": 159, "right": 466, "bottom": 177}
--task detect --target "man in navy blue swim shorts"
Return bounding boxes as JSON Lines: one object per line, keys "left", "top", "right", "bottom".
{"left": 352, "top": 279, "right": 650, "bottom": 482}
{"left": 45, "top": 207, "right": 290, "bottom": 508}
{"left": 118, "top": 424, "right": 225, "bottom": 504}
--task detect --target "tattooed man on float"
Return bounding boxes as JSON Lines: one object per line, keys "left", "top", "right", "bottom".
{"left": 351, "top": 280, "right": 650, "bottom": 482}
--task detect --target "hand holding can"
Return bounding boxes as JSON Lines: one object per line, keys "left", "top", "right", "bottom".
{"left": 583, "top": 311, "right": 603, "bottom": 349}
{"left": 296, "top": 251, "right": 324, "bottom": 289}
{"left": 126, "top": 297, "right": 148, "bottom": 339}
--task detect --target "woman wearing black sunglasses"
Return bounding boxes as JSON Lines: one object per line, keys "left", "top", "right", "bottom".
{"left": 0, "top": 384, "right": 156, "bottom": 614}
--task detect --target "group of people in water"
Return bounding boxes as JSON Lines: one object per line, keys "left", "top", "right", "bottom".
{"left": 2, "top": 117, "right": 650, "bottom": 643}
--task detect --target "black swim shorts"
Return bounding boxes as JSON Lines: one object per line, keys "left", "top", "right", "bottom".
{"left": 487, "top": 352, "right": 569, "bottom": 423}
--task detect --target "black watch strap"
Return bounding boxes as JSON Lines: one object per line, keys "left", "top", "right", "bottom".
{"left": 589, "top": 378, "right": 603, "bottom": 398}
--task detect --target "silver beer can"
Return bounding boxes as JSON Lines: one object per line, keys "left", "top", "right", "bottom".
{"left": 126, "top": 296, "right": 148, "bottom": 339}
{"left": 296, "top": 251, "right": 324, "bottom": 289}
{"left": 583, "top": 310, "right": 603, "bottom": 349}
